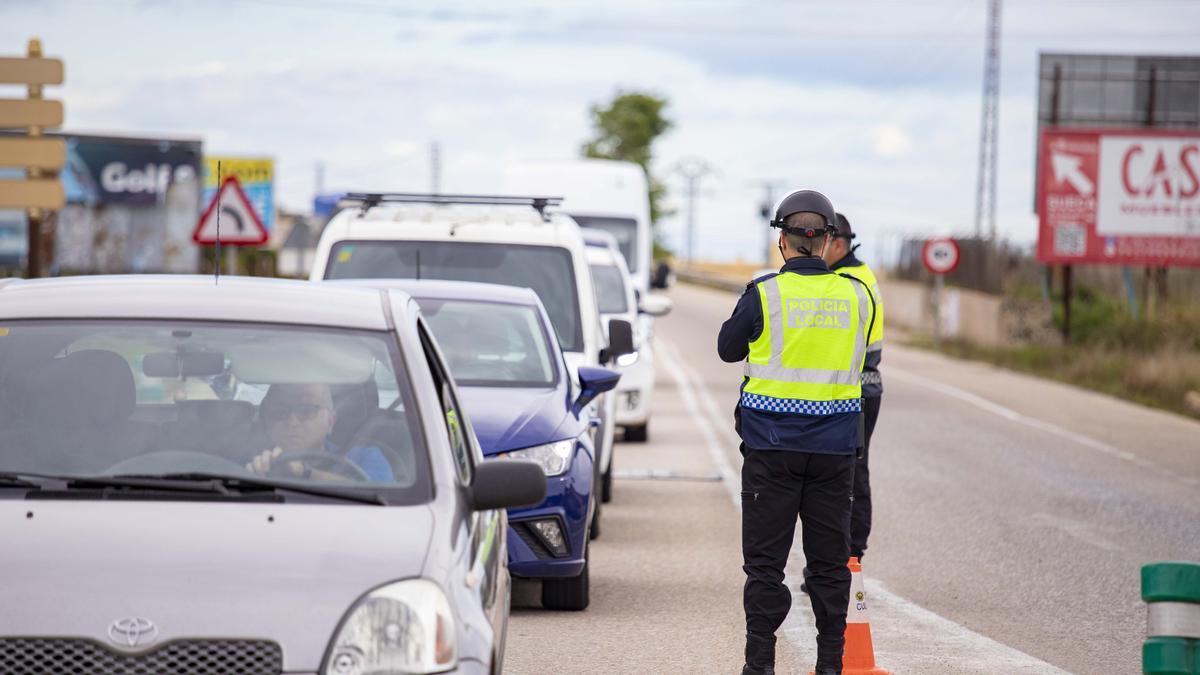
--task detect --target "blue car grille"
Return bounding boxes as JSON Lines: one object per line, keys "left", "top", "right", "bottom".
{"left": 0, "top": 637, "right": 283, "bottom": 675}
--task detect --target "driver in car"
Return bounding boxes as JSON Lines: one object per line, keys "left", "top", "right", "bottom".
{"left": 244, "top": 383, "right": 394, "bottom": 483}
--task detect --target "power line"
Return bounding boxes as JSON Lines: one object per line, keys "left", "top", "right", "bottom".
{"left": 672, "top": 157, "right": 716, "bottom": 265}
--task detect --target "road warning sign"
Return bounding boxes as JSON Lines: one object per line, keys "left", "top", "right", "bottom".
{"left": 193, "top": 176, "right": 268, "bottom": 245}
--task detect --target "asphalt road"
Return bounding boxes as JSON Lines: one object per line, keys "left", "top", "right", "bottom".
{"left": 505, "top": 281, "right": 1200, "bottom": 674}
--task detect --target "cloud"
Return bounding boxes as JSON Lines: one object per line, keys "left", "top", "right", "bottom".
{"left": 874, "top": 125, "right": 913, "bottom": 158}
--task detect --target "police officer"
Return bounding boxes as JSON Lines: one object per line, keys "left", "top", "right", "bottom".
{"left": 718, "top": 190, "right": 875, "bottom": 675}
{"left": 823, "top": 213, "right": 884, "bottom": 562}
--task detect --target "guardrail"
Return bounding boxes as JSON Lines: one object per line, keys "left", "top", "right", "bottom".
{"left": 1143, "top": 562, "right": 1200, "bottom": 674}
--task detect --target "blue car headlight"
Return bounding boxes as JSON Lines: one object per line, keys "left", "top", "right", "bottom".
{"left": 501, "top": 439, "right": 574, "bottom": 477}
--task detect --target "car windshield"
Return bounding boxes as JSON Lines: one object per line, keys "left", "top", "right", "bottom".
{"left": 416, "top": 299, "right": 557, "bottom": 388}
{"left": 572, "top": 216, "right": 638, "bottom": 272}
{"left": 325, "top": 241, "right": 583, "bottom": 353}
{"left": 590, "top": 264, "right": 629, "bottom": 314}
{"left": 0, "top": 320, "right": 430, "bottom": 503}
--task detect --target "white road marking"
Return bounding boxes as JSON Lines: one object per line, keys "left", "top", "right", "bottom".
{"left": 888, "top": 366, "right": 1196, "bottom": 488}
{"left": 656, "top": 340, "right": 740, "bottom": 509}
{"left": 658, "top": 338, "right": 1070, "bottom": 674}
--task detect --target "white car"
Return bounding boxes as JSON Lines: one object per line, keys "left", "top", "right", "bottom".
{"left": 310, "top": 193, "right": 633, "bottom": 538}
{"left": 584, "top": 230, "right": 671, "bottom": 450}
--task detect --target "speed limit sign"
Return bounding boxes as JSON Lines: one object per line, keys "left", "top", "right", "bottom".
{"left": 922, "top": 238, "right": 960, "bottom": 275}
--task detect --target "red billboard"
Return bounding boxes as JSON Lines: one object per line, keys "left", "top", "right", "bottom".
{"left": 1037, "top": 127, "right": 1200, "bottom": 267}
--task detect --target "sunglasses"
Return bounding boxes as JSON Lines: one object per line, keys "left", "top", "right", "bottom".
{"left": 263, "top": 403, "right": 328, "bottom": 423}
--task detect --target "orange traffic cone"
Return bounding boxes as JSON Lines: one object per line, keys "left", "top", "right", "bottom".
{"left": 809, "top": 557, "right": 892, "bottom": 675}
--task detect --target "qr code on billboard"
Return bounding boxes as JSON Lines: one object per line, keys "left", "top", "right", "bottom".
{"left": 1054, "top": 223, "right": 1086, "bottom": 256}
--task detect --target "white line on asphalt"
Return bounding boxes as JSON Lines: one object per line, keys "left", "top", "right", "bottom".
{"left": 656, "top": 339, "right": 740, "bottom": 509}
{"left": 888, "top": 366, "right": 1197, "bottom": 488}
{"left": 658, "top": 338, "right": 1071, "bottom": 674}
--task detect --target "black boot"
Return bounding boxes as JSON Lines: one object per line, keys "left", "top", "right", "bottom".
{"left": 742, "top": 631, "right": 776, "bottom": 674}
{"left": 814, "top": 642, "right": 843, "bottom": 675}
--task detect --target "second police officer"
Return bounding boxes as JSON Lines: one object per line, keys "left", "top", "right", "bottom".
{"left": 718, "top": 190, "right": 876, "bottom": 675}
{"left": 823, "top": 213, "right": 884, "bottom": 562}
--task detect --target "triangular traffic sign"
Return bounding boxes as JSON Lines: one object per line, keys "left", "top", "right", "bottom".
{"left": 193, "top": 176, "right": 269, "bottom": 245}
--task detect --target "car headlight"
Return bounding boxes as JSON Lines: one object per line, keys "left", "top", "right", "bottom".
{"left": 504, "top": 439, "right": 574, "bottom": 477}
{"left": 616, "top": 350, "right": 639, "bottom": 367}
{"left": 323, "top": 579, "right": 456, "bottom": 675}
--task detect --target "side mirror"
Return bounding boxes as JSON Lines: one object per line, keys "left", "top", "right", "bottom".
{"left": 572, "top": 366, "right": 622, "bottom": 416}
{"left": 599, "top": 318, "right": 634, "bottom": 363}
{"left": 651, "top": 261, "right": 672, "bottom": 289}
{"left": 638, "top": 293, "right": 673, "bottom": 317}
{"left": 470, "top": 460, "right": 546, "bottom": 511}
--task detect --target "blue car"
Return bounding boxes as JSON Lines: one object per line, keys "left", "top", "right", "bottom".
{"left": 365, "top": 280, "right": 619, "bottom": 611}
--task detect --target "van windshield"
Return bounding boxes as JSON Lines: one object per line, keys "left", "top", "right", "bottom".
{"left": 571, "top": 216, "right": 639, "bottom": 272}
{"left": 325, "top": 241, "right": 583, "bottom": 353}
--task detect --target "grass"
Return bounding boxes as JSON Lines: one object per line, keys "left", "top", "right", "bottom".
{"left": 909, "top": 337, "right": 1200, "bottom": 420}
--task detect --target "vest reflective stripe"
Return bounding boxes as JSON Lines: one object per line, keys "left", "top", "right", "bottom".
{"left": 742, "top": 271, "right": 871, "bottom": 404}
{"left": 741, "top": 392, "right": 863, "bottom": 415}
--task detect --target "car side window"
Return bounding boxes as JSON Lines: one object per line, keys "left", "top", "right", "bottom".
{"left": 418, "top": 319, "right": 474, "bottom": 485}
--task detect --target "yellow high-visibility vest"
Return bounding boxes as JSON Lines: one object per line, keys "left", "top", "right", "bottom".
{"left": 742, "top": 270, "right": 874, "bottom": 414}
{"left": 835, "top": 262, "right": 883, "bottom": 386}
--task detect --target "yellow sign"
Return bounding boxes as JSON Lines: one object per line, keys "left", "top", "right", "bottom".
{"left": 203, "top": 156, "right": 273, "bottom": 188}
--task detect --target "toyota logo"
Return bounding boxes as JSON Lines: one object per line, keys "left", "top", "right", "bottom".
{"left": 108, "top": 617, "right": 158, "bottom": 647}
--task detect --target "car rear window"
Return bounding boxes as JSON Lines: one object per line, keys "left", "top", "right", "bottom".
{"left": 590, "top": 263, "right": 629, "bottom": 314}
{"left": 416, "top": 299, "right": 557, "bottom": 388}
{"left": 325, "top": 241, "right": 584, "bottom": 353}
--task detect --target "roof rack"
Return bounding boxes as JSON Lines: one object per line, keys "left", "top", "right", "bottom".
{"left": 339, "top": 193, "right": 563, "bottom": 220}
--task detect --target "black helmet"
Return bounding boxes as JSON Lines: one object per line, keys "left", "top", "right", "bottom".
{"left": 834, "top": 212, "right": 856, "bottom": 240}
{"left": 770, "top": 190, "right": 837, "bottom": 238}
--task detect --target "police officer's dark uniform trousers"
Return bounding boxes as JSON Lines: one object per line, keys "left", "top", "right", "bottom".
{"left": 719, "top": 234, "right": 875, "bottom": 673}
{"left": 828, "top": 236, "right": 884, "bottom": 561}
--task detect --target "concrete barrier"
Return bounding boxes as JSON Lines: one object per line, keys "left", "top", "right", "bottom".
{"left": 677, "top": 267, "right": 1010, "bottom": 347}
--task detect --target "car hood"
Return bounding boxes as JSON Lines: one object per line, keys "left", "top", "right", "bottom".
{"left": 0, "top": 500, "right": 434, "bottom": 671}
{"left": 459, "top": 385, "right": 574, "bottom": 455}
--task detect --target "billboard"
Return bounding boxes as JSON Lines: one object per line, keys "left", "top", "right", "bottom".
{"left": 1034, "top": 53, "right": 1200, "bottom": 211}
{"left": 67, "top": 137, "right": 201, "bottom": 205}
{"left": 202, "top": 156, "right": 274, "bottom": 232}
{"left": 1036, "top": 127, "right": 1200, "bottom": 266}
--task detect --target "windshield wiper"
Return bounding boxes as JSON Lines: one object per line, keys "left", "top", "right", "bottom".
{"left": 1, "top": 471, "right": 387, "bottom": 505}
{"left": 0, "top": 472, "right": 50, "bottom": 490}
{"left": 104, "top": 472, "right": 389, "bottom": 506}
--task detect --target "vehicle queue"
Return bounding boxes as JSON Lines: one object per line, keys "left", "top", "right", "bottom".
{"left": 0, "top": 159, "right": 673, "bottom": 674}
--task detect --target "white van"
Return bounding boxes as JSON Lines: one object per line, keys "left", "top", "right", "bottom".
{"left": 504, "top": 159, "right": 652, "bottom": 295}
{"left": 309, "top": 194, "right": 632, "bottom": 535}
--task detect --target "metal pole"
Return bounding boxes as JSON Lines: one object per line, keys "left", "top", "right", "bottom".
{"left": 933, "top": 274, "right": 944, "bottom": 348}
{"left": 24, "top": 38, "right": 45, "bottom": 278}
{"left": 1062, "top": 265, "right": 1073, "bottom": 344}
{"left": 430, "top": 142, "right": 442, "bottom": 195}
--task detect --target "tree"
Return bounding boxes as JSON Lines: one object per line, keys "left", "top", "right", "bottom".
{"left": 581, "top": 91, "right": 673, "bottom": 233}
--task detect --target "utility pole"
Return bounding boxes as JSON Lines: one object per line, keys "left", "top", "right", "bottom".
{"left": 672, "top": 157, "right": 714, "bottom": 266}
{"left": 973, "top": 0, "right": 1001, "bottom": 244}
{"left": 430, "top": 142, "right": 441, "bottom": 195}
{"left": 752, "top": 179, "right": 786, "bottom": 266}
{"left": 314, "top": 160, "right": 325, "bottom": 198}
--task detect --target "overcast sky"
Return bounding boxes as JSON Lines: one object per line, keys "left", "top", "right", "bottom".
{"left": 3, "top": 0, "right": 1198, "bottom": 263}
